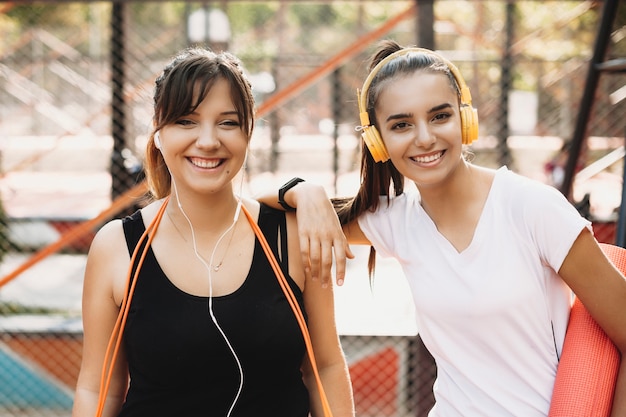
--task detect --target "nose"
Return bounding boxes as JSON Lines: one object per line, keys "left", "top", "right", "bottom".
{"left": 414, "top": 121, "right": 436, "bottom": 148}
{"left": 195, "top": 126, "right": 221, "bottom": 149}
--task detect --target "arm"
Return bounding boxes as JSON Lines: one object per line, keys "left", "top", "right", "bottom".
{"left": 285, "top": 213, "right": 355, "bottom": 417}
{"left": 557, "top": 228, "right": 626, "bottom": 416}
{"left": 72, "top": 220, "right": 130, "bottom": 417}
{"left": 258, "top": 179, "right": 368, "bottom": 286}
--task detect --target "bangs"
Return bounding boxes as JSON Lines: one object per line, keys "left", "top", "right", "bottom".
{"left": 153, "top": 49, "right": 254, "bottom": 138}
{"left": 156, "top": 64, "right": 218, "bottom": 125}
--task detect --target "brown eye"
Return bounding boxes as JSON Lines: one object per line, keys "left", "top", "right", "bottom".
{"left": 432, "top": 113, "right": 451, "bottom": 122}
{"left": 391, "top": 121, "right": 410, "bottom": 130}
{"left": 221, "top": 119, "right": 241, "bottom": 127}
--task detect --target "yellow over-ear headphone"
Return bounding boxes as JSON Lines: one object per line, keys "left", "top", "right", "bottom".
{"left": 356, "top": 47, "right": 479, "bottom": 163}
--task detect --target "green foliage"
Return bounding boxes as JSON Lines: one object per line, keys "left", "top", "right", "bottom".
{"left": 0, "top": 13, "right": 20, "bottom": 55}
{"left": 7, "top": 4, "right": 91, "bottom": 26}
{"left": 229, "top": 3, "right": 278, "bottom": 32}
{"left": 130, "top": 2, "right": 187, "bottom": 27}
{"left": 290, "top": 4, "right": 337, "bottom": 29}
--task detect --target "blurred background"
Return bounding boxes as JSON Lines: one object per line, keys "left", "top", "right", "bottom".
{"left": 0, "top": 1, "right": 624, "bottom": 415}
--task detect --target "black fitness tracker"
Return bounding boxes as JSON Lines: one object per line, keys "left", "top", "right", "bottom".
{"left": 278, "top": 177, "right": 305, "bottom": 212}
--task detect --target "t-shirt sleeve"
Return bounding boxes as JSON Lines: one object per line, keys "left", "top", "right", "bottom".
{"left": 516, "top": 176, "right": 591, "bottom": 272}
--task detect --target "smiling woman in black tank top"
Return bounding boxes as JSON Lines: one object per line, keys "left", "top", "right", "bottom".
{"left": 71, "top": 47, "right": 354, "bottom": 417}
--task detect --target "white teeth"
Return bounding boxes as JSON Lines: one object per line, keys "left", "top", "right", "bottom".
{"left": 190, "top": 157, "right": 220, "bottom": 168}
{"left": 413, "top": 151, "right": 443, "bottom": 163}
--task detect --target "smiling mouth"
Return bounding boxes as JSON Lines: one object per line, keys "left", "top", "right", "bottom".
{"left": 189, "top": 157, "right": 223, "bottom": 169}
{"left": 411, "top": 151, "right": 444, "bottom": 163}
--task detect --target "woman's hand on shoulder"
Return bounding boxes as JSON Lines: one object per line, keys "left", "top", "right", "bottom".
{"left": 291, "top": 182, "right": 354, "bottom": 287}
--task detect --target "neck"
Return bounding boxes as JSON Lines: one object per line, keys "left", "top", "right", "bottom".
{"left": 417, "top": 161, "right": 474, "bottom": 214}
{"left": 167, "top": 192, "right": 241, "bottom": 234}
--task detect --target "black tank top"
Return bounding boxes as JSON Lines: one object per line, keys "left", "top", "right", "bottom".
{"left": 117, "top": 204, "right": 309, "bottom": 417}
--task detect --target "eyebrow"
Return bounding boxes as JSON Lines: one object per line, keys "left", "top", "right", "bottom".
{"left": 385, "top": 102, "right": 454, "bottom": 123}
{"left": 220, "top": 110, "right": 240, "bottom": 118}
{"left": 430, "top": 103, "right": 454, "bottom": 113}
{"left": 186, "top": 109, "right": 240, "bottom": 117}
{"left": 385, "top": 112, "right": 412, "bottom": 123}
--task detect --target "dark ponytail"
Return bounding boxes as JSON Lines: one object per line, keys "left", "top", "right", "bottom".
{"left": 335, "top": 39, "right": 457, "bottom": 276}
{"left": 333, "top": 40, "right": 407, "bottom": 276}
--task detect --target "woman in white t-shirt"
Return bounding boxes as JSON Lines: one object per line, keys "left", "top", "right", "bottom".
{"left": 269, "top": 40, "right": 626, "bottom": 416}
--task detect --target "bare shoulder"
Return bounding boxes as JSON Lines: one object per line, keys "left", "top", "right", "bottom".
{"left": 86, "top": 218, "right": 129, "bottom": 275}
{"left": 85, "top": 213, "right": 135, "bottom": 305}
{"left": 91, "top": 200, "right": 167, "bottom": 260}
{"left": 89, "top": 217, "right": 126, "bottom": 256}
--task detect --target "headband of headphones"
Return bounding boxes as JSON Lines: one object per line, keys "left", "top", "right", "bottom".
{"left": 356, "top": 47, "right": 478, "bottom": 162}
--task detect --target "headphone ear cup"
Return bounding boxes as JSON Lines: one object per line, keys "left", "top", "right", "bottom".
{"left": 460, "top": 105, "right": 479, "bottom": 145}
{"left": 361, "top": 126, "right": 390, "bottom": 163}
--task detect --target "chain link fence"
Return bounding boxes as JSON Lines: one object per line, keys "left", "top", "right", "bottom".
{"left": 0, "top": 1, "right": 625, "bottom": 415}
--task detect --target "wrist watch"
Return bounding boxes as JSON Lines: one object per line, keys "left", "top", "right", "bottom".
{"left": 278, "top": 177, "right": 305, "bottom": 212}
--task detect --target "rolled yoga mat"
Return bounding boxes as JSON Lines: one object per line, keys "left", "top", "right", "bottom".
{"left": 548, "top": 243, "right": 624, "bottom": 417}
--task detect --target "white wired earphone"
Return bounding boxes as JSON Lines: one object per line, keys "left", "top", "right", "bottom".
{"left": 156, "top": 131, "right": 245, "bottom": 416}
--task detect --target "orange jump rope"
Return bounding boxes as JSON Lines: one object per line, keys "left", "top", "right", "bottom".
{"left": 95, "top": 198, "right": 333, "bottom": 417}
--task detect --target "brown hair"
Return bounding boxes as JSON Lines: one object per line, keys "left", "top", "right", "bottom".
{"left": 333, "top": 40, "right": 461, "bottom": 274}
{"left": 144, "top": 47, "right": 255, "bottom": 199}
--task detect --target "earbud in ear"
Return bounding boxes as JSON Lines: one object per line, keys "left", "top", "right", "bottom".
{"left": 154, "top": 131, "right": 162, "bottom": 150}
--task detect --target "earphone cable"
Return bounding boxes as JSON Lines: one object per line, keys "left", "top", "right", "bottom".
{"left": 173, "top": 182, "right": 244, "bottom": 417}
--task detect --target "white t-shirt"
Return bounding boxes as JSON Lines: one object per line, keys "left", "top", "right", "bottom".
{"left": 358, "top": 167, "right": 591, "bottom": 417}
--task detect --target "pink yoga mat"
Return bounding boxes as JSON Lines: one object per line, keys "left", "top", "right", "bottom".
{"left": 548, "top": 243, "right": 624, "bottom": 416}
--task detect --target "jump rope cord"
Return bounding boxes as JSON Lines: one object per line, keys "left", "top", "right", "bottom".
{"left": 96, "top": 196, "right": 169, "bottom": 416}
{"left": 241, "top": 204, "right": 334, "bottom": 417}
{"left": 96, "top": 198, "right": 332, "bottom": 417}
{"left": 95, "top": 195, "right": 246, "bottom": 416}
